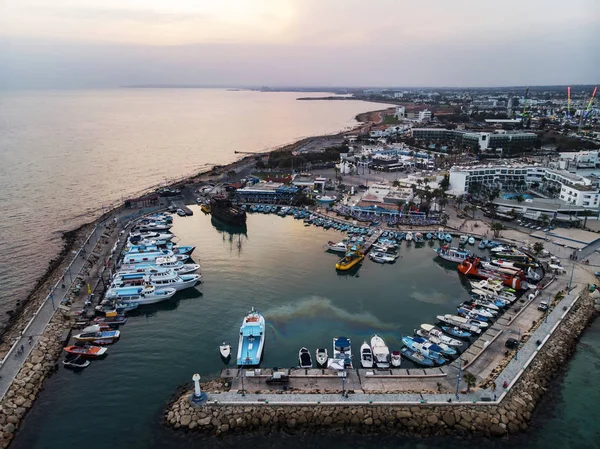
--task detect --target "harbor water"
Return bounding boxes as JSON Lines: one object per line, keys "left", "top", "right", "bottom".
{"left": 11, "top": 211, "right": 600, "bottom": 449}
{"left": 0, "top": 88, "right": 387, "bottom": 320}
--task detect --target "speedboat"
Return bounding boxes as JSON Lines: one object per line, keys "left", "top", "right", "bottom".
{"left": 62, "top": 354, "right": 90, "bottom": 369}
{"left": 413, "top": 332, "right": 457, "bottom": 356}
{"left": 461, "top": 302, "right": 498, "bottom": 317}
{"left": 236, "top": 308, "right": 265, "bottom": 366}
{"left": 405, "top": 232, "right": 414, "bottom": 241}
{"left": 73, "top": 330, "right": 120, "bottom": 343}
{"left": 332, "top": 336, "right": 352, "bottom": 369}
{"left": 335, "top": 247, "right": 364, "bottom": 271}
{"left": 370, "top": 334, "right": 390, "bottom": 369}
{"left": 129, "top": 231, "right": 174, "bottom": 242}
{"left": 478, "top": 240, "right": 487, "bottom": 250}
{"left": 468, "top": 236, "right": 475, "bottom": 245}
{"left": 122, "top": 250, "right": 188, "bottom": 265}
{"left": 390, "top": 350, "right": 402, "bottom": 367}
{"left": 219, "top": 343, "right": 231, "bottom": 359}
{"left": 369, "top": 251, "right": 397, "bottom": 263}
{"left": 135, "top": 221, "right": 172, "bottom": 232}
{"left": 324, "top": 241, "right": 348, "bottom": 254}
{"left": 299, "top": 347, "right": 312, "bottom": 368}
{"left": 400, "top": 347, "right": 434, "bottom": 367}
{"left": 459, "top": 235, "right": 469, "bottom": 246}
{"left": 360, "top": 342, "right": 374, "bottom": 368}
{"left": 315, "top": 348, "right": 328, "bottom": 368}
{"left": 105, "top": 284, "right": 177, "bottom": 305}
{"left": 63, "top": 343, "right": 107, "bottom": 358}
{"left": 95, "top": 300, "right": 139, "bottom": 314}
{"left": 436, "top": 314, "right": 481, "bottom": 334}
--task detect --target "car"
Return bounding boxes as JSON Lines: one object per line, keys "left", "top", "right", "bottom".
{"left": 538, "top": 301, "right": 549, "bottom": 311}
{"left": 536, "top": 226, "right": 542, "bottom": 230}
{"left": 505, "top": 338, "right": 519, "bottom": 349}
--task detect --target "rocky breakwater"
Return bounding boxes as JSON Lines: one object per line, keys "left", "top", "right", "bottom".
{"left": 0, "top": 317, "right": 72, "bottom": 448}
{"left": 166, "top": 292, "right": 598, "bottom": 438}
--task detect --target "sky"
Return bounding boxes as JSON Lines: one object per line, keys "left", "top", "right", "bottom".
{"left": 0, "top": 0, "right": 599, "bottom": 88}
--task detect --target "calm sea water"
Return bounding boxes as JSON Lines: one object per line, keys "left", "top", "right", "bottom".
{"left": 0, "top": 89, "right": 386, "bottom": 318}
{"left": 11, "top": 212, "right": 600, "bottom": 449}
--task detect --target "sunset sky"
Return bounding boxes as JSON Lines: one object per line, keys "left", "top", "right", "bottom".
{"left": 0, "top": 0, "right": 598, "bottom": 88}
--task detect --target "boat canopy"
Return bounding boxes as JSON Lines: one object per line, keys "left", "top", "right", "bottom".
{"left": 334, "top": 337, "right": 350, "bottom": 351}
{"left": 241, "top": 326, "right": 263, "bottom": 337}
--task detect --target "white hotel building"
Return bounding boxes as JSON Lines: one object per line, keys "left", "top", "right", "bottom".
{"left": 449, "top": 164, "right": 600, "bottom": 208}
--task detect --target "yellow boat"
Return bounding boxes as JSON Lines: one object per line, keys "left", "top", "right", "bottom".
{"left": 335, "top": 248, "right": 365, "bottom": 271}
{"left": 200, "top": 204, "right": 211, "bottom": 214}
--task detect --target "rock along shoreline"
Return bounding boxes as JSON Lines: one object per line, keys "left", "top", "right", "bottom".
{"left": 164, "top": 292, "right": 598, "bottom": 438}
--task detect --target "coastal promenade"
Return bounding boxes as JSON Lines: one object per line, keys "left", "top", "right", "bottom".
{"left": 0, "top": 206, "right": 159, "bottom": 401}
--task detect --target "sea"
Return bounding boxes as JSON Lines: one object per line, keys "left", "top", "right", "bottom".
{"left": 0, "top": 88, "right": 383, "bottom": 320}
{"left": 1, "top": 90, "right": 598, "bottom": 449}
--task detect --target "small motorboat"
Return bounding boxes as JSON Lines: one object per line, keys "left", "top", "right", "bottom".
{"left": 390, "top": 350, "right": 402, "bottom": 367}
{"left": 93, "top": 313, "right": 128, "bottom": 325}
{"left": 299, "top": 347, "right": 312, "bottom": 368}
{"left": 73, "top": 330, "right": 120, "bottom": 342}
{"left": 371, "top": 334, "right": 390, "bottom": 369}
{"left": 405, "top": 232, "right": 414, "bottom": 241}
{"left": 441, "top": 326, "right": 472, "bottom": 339}
{"left": 219, "top": 342, "right": 232, "bottom": 359}
{"left": 315, "top": 348, "right": 328, "bottom": 368}
{"left": 400, "top": 347, "right": 434, "bottom": 367}
{"left": 360, "top": 342, "right": 374, "bottom": 369}
{"left": 478, "top": 240, "right": 487, "bottom": 250}
{"left": 91, "top": 339, "right": 115, "bottom": 345}
{"left": 62, "top": 354, "right": 90, "bottom": 369}
{"left": 468, "top": 236, "right": 475, "bottom": 245}
{"left": 64, "top": 343, "right": 107, "bottom": 358}
{"left": 459, "top": 235, "right": 468, "bottom": 245}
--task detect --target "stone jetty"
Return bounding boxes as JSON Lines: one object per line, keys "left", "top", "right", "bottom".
{"left": 165, "top": 291, "right": 598, "bottom": 438}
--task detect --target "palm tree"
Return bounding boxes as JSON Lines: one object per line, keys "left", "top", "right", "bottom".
{"left": 463, "top": 371, "right": 477, "bottom": 393}
{"left": 491, "top": 222, "right": 504, "bottom": 238}
{"left": 396, "top": 200, "right": 406, "bottom": 214}
{"left": 456, "top": 195, "right": 464, "bottom": 210}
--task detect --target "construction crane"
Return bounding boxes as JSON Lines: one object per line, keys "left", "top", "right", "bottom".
{"left": 578, "top": 86, "right": 598, "bottom": 133}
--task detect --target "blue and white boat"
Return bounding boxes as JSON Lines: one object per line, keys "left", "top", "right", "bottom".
{"left": 478, "top": 240, "right": 488, "bottom": 250}
{"left": 402, "top": 336, "right": 446, "bottom": 365}
{"left": 236, "top": 308, "right": 266, "bottom": 366}
{"left": 329, "top": 336, "right": 352, "bottom": 369}
{"left": 441, "top": 326, "right": 472, "bottom": 339}
{"left": 105, "top": 284, "right": 177, "bottom": 305}
{"left": 434, "top": 246, "right": 470, "bottom": 263}
{"left": 400, "top": 347, "right": 434, "bottom": 367}
{"left": 73, "top": 330, "right": 120, "bottom": 342}
{"left": 457, "top": 307, "right": 489, "bottom": 322}
{"left": 444, "top": 233, "right": 453, "bottom": 242}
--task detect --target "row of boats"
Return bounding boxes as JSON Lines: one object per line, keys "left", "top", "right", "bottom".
{"left": 62, "top": 213, "right": 202, "bottom": 369}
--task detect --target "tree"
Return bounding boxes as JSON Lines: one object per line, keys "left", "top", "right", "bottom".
{"left": 456, "top": 195, "right": 464, "bottom": 210}
{"left": 227, "top": 169, "right": 237, "bottom": 181}
{"left": 440, "top": 174, "right": 450, "bottom": 191}
{"left": 581, "top": 209, "right": 595, "bottom": 228}
{"left": 463, "top": 371, "right": 477, "bottom": 393}
{"left": 491, "top": 222, "right": 504, "bottom": 238}
{"left": 515, "top": 194, "right": 525, "bottom": 203}
{"left": 533, "top": 242, "right": 544, "bottom": 255}
{"left": 396, "top": 200, "right": 406, "bottom": 213}
{"left": 540, "top": 213, "right": 550, "bottom": 227}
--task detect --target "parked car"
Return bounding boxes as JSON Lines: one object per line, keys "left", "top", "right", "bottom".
{"left": 538, "top": 301, "right": 549, "bottom": 311}
{"left": 505, "top": 338, "right": 519, "bottom": 349}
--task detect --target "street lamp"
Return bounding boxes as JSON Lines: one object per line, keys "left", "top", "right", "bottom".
{"left": 339, "top": 370, "right": 347, "bottom": 397}
{"left": 568, "top": 260, "right": 576, "bottom": 292}
{"left": 455, "top": 358, "right": 463, "bottom": 400}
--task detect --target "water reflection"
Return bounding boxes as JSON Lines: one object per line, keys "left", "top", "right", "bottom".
{"left": 211, "top": 217, "right": 248, "bottom": 255}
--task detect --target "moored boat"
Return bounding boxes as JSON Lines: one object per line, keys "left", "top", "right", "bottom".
{"left": 324, "top": 241, "right": 348, "bottom": 254}
{"left": 219, "top": 343, "right": 231, "bottom": 359}
{"left": 64, "top": 343, "right": 107, "bottom": 358}
{"left": 435, "top": 246, "right": 469, "bottom": 263}
{"left": 62, "top": 354, "right": 90, "bottom": 369}
{"left": 315, "top": 348, "right": 328, "bottom": 368}
{"left": 73, "top": 330, "right": 120, "bottom": 342}
{"left": 360, "top": 342, "right": 374, "bottom": 368}
{"left": 335, "top": 246, "right": 364, "bottom": 271}
{"left": 400, "top": 347, "right": 434, "bottom": 367}
{"left": 105, "top": 284, "right": 177, "bottom": 305}
{"left": 236, "top": 308, "right": 265, "bottom": 366}
{"left": 370, "top": 334, "right": 390, "bottom": 369}
{"left": 441, "top": 326, "right": 472, "bottom": 339}
{"left": 402, "top": 336, "right": 446, "bottom": 365}
{"left": 419, "top": 324, "right": 464, "bottom": 346}
{"left": 298, "top": 347, "right": 312, "bottom": 368}
{"left": 332, "top": 336, "right": 352, "bottom": 369}
{"left": 391, "top": 350, "right": 402, "bottom": 367}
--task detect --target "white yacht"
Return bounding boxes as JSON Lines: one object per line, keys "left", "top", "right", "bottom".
{"left": 111, "top": 270, "right": 201, "bottom": 291}
{"left": 370, "top": 334, "right": 390, "bottom": 369}
{"left": 324, "top": 241, "right": 348, "bottom": 254}
{"left": 119, "top": 257, "right": 200, "bottom": 275}
{"left": 105, "top": 284, "right": 177, "bottom": 305}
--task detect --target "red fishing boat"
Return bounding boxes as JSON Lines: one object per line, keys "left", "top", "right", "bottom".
{"left": 458, "top": 257, "right": 525, "bottom": 290}
{"left": 64, "top": 343, "right": 107, "bottom": 358}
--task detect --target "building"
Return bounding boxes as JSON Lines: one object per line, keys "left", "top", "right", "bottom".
{"left": 411, "top": 128, "right": 537, "bottom": 153}
{"left": 234, "top": 183, "right": 299, "bottom": 203}
{"left": 559, "top": 150, "right": 600, "bottom": 169}
{"left": 291, "top": 175, "right": 326, "bottom": 191}
{"left": 394, "top": 106, "right": 406, "bottom": 119}
{"left": 448, "top": 164, "right": 600, "bottom": 208}
{"left": 418, "top": 109, "right": 432, "bottom": 122}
